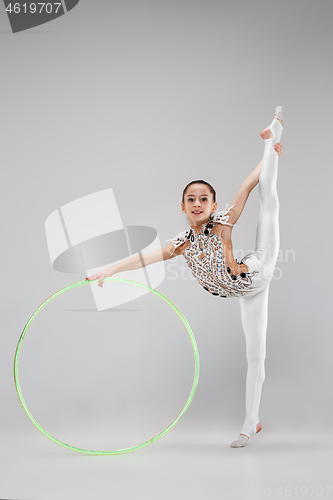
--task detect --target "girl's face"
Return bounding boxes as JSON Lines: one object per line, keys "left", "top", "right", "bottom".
{"left": 181, "top": 184, "right": 217, "bottom": 227}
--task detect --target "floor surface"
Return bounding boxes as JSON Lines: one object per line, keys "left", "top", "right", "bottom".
{"left": 1, "top": 428, "right": 332, "bottom": 500}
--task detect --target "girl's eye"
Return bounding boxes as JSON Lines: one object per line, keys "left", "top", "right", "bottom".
{"left": 202, "top": 198, "right": 207, "bottom": 201}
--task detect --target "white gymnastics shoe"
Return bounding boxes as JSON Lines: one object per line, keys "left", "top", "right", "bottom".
{"left": 274, "top": 105, "right": 283, "bottom": 127}
{"left": 261, "top": 106, "right": 284, "bottom": 142}
{"left": 230, "top": 434, "right": 249, "bottom": 448}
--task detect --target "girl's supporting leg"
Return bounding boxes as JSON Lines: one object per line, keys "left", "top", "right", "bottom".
{"left": 239, "top": 285, "right": 269, "bottom": 437}
{"left": 231, "top": 109, "right": 283, "bottom": 448}
{"left": 230, "top": 285, "right": 269, "bottom": 448}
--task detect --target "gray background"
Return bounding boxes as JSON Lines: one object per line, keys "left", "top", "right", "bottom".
{"left": 1, "top": 1, "right": 332, "bottom": 499}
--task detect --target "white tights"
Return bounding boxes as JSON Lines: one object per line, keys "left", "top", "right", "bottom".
{"left": 238, "top": 117, "right": 283, "bottom": 439}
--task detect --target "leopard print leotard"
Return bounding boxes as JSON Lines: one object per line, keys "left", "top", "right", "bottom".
{"left": 167, "top": 204, "right": 259, "bottom": 298}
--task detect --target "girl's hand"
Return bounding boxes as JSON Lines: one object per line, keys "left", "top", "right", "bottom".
{"left": 86, "top": 266, "right": 114, "bottom": 288}
{"left": 274, "top": 142, "right": 282, "bottom": 158}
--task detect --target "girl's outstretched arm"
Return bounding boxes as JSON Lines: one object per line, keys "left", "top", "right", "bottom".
{"left": 86, "top": 242, "right": 176, "bottom": 288}
{"left": 223, "top": 143, "right": 282, "bottom": 234}
{"left": 226, "top": 158, "right": 263, "bottom": 229}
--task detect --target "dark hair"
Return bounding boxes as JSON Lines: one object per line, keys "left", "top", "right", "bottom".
{"left": 182, "top": 180, "right": 216, "bottom": 203}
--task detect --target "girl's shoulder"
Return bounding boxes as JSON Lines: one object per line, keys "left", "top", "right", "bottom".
{"left": 165, "top": 229, "right": 191, "bottom": 257}
{"left": 210, "top": 204, "right": 236, "bottom": 228}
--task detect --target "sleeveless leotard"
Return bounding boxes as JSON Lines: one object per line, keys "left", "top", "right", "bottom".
{"left": 167, "top": 204, "right": 259, "bottom": 298}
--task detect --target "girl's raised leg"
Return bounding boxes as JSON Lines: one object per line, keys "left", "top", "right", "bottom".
{"left": 253, "top": 107, "right": 283, "bottom": 279}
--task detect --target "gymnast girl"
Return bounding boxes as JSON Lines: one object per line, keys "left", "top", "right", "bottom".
{"left": 87, "top": 106, "right": 284, "bottom": 448}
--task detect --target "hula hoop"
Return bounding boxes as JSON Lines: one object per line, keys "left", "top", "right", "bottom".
{"left": 14, "top": 278, "right": 200, "bottom": 455}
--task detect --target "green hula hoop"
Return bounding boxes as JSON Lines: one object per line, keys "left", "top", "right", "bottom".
{"left": 14, "top": 278, "right": 200, "bottom": 455}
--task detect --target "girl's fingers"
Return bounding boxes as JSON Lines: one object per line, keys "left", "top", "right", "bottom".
{"left": 86, "top": 272, "right": 109, "bottom": 285}
{"left": 86, "top": 273, "right": 102, "bottom": 281}
{"left": 274, "top": 143, "right": 282, "bottom": 158}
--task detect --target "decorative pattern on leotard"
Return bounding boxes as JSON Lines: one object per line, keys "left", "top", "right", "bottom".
{"left": 167, "top": 204, "right": 259, "bottom": 298}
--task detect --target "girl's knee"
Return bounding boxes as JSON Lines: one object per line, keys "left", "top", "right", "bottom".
{"left": 260, "top": 194, "right": 280, "bottom": 212}
{"left": 246, "top": 352, "right": 266, "bottom": 379}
